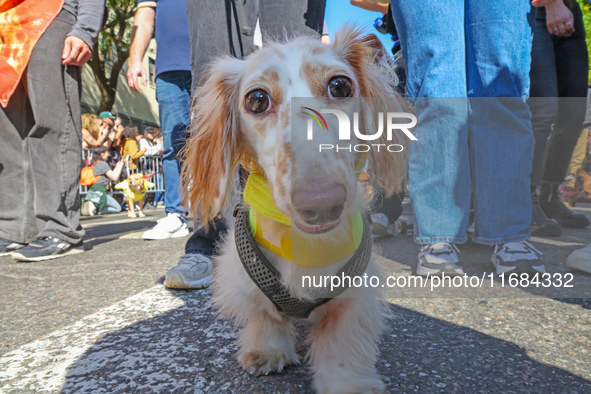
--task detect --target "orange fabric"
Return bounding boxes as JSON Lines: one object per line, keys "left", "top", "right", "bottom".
{"left": 0, "top": 0, "right": 66, "bottom": 107}
{"left": 80, "top": 163, "right": 102, "bottom": 186}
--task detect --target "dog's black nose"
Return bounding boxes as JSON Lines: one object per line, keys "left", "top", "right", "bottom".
{"left": 292, "top": 184, "right": 347, "bottom": 226}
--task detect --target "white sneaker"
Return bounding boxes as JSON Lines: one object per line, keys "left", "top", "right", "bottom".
{"left": 81, "top": 201, "right": 96, "bottom": 216}
{"left": 142, "top": 213, "right": 189, "bottom": 240}
{"left": 164, "top": 253, "right": 213, "bottom": 289}
{"left": 567, "top": 244, "right": 591, "bottom": 274}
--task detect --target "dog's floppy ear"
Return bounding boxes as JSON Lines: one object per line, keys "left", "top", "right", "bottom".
{"left": 181, "top": 57, "right": 245, "bottom": 223}
{"left": 333, "top": 26, "right": 412, "bottom": 196}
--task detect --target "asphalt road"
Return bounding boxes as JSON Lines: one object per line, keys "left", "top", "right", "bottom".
{"left": 0, "top": 206, "right": 590, "bottom": 393}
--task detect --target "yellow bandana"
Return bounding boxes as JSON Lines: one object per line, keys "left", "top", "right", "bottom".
{"left": 243, "top": 173, "right": 363, "bottom": 267}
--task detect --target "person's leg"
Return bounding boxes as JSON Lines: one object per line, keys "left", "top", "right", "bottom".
{"left": 10, "top": 9, "right": 85, "bottom": 262}
{"left": 528, "top": 8, "right": 559, "bottom": 187}
{"left": 187, "top": 0, "right": 257, "bottom": 93}
{"left": 165, "top": 0, "right": 258, "bottom": 289}
{"left": 100, "top": 195, "right": 122, "bottom": 214}
{"left": 21, "top": 9, "right": 84, "bottom": 244}
{"left": 568, "top": 128, "right": 589, "bottom": 176}
{"left": 524, "top": 8, "right": 562, "bottom": 236}
{"left": 390, "top": 0, "right": 469, "bottom": 276}
{"left": 158, "top": 71, "right": 191, "bottom": 218}
{"left": 142, "top": 71, "right": 192, "bottom": 240}
{"left": 542, "top": 5, "right": 588, "bottom": 182}
{"left": 539, "top": 3, "right": 589, "bottom": 228}
{"left": 390, "top": 0, "right": 470, "bottom": 241}
{"left": 258, "top": 0, "right": 325, "bottom": 40}
{"left": 466, "top": 1, "right": 544, "bottom": 274}
{"left": 0, "top": 67, "right": 37, "bottom": 247}
{"left": 538, "top": 3, "right": 589, "bottom": 228}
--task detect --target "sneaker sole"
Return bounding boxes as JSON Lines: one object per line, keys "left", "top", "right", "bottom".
{"left": 566, "top": 257, "right": 591, "bottom": 275}
{"left": 164, "top": 274, "right": 211, "bottom": 289}
{"left": 491, "top": 257, "right": 546, "bottom": 276}
{"left": 12, "top": 247, "right": 85, "bottom": 262}
{"left": 416, "top": 264, "right": 465, "bottom": 277}
{"left": 142, "top": 227, "right": 190, "bottom": 240}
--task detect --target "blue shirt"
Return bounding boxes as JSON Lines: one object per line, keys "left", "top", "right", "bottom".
{"left": 137, "top": 0, "right": 191, "bottom": 77}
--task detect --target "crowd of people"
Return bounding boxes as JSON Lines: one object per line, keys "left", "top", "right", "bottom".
{"left": 1, "top": 0, "right": 591, "bottom": 282}
{"left": 79, "top": 111, "right": 163, "bottom": 216}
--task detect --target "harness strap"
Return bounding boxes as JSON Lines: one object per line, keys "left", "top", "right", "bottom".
{"left": 234, "top": 205, "right": 372, "bottom": 319}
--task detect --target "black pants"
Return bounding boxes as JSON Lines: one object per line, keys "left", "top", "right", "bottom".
{"left": 0, "top": 9, "right": 83, "bottom": 244}
{"left": 528, "top": 3, "right": 589, "bottom": 186}
{"left": 184, "top": 0, "right": 326, "bottom": 256}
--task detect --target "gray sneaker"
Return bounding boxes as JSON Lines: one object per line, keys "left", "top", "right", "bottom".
{"left": 491, "top": 241, "right": 545, "bottom": 275}
{"left": 416, "top": 242, "right": 464, "bottom": 277}
{"left": 164, "top": 253, "right": 213, "bottom": 289}
{"left": 0, "top": 238, "right": 26, "bottom": 257}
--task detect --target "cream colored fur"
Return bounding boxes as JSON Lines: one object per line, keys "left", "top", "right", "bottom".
{"left": 183, "top": 26, "right": 409, "bottom": 393}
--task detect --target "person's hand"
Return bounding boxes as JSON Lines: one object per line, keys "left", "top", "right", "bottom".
{"left": 99, "top": 124, "right": 109, "bottom": 136}
{"left": 116, "top": 160, "right": 125, "bottom": 167}
{"left": 546, "top": 1, "right": 574, "bottom": 37}
{"left": 62, "top": 36, "right": 92, "bottom": 66}
{"left": 532, "top": 0, "right": 557, "bottom": 7}
{"left": 126, "top": 59, "right": 148, "bottom": 93}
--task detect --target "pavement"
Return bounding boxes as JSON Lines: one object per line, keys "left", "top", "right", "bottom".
{"left": 0, "top": 205, "right": 590, "bottom": 393}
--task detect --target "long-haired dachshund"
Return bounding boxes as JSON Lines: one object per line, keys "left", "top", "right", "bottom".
{"left": 182, "top": 27, "right": 410, "bottom": 393}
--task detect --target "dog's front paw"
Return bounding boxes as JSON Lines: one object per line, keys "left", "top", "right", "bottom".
{"left": 238, "top": 350, "right": 299, "bottom": 376}
{"left": 138, "top": 211, "right": 145, "bottom": 217}
{"left": 128, "top": 211, "right": 136, "bottom": 218}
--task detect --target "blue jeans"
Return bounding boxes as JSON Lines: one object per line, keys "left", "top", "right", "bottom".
{"left": 390, "top": 0, "right": 535, "bottom": 245}
{"left": 101, "top": 195, "right": 122, "bottom": 214}
{"left": 156, "top": 71, "right": 192, "bottom": 219}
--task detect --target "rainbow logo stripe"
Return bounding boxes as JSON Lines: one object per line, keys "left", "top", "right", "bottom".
{"left": 302, "top": 107, "right": 328, "bottom": 132}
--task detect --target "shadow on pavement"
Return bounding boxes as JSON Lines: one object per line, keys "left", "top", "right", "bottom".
{"left": 62, "top": 292, "right": 591, "bottom": 393}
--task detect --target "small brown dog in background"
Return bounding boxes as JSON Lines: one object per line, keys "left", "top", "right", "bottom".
{"left": 115, "top": 173, "right": 154, "bottom": 218}
{"left": 578, "top": 171, "right": 591, "bottom": 204}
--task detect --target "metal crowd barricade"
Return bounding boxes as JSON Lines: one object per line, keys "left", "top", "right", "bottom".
{"left": 79, "top": 148, "right": 165, "bottom": 198}
{"left": 125, "top": 154, "right": 165, "bottom": 194}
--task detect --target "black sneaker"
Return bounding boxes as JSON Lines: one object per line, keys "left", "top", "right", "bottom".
{"left": 12, "top": 237, "right": 84, "bottom": 262}
{"left": 531, "top": 191, "right": 561, "bottom": 237}
{"left": 0, "top": 238, "right": 26, "bottom": 257}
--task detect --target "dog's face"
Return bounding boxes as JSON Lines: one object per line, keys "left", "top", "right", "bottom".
{"left": 183, "top": 27, "right": 409, "bottom": 236}
{"left": 562, "top": 174, "right": 581, "bottom": 192}
{"left": 127, "top": 173, "right": 145, "bottom": 193}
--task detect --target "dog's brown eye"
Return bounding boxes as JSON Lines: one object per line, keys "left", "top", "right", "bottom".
{"left": 246, "top": 90, "right": 270, "bottom": 113}
{"left": 328, "top": 77, "right": 352, "bottom": 99}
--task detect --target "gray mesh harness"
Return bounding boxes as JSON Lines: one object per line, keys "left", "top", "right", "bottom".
{"left": 234, "top": 206, "right": 372, "bottom": 319}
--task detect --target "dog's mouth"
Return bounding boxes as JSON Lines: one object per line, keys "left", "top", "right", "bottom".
{"left": 294, "top": 218, "right": 342, "bottom": 234}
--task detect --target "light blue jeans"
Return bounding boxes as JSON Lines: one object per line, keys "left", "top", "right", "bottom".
{"left": 390, "top": 0, "right": 535, "bottom": 245}
{"left": 156, "top": 71, "right": 192, "bottom": 219}
{"left": 101, "top": 195, "right": 122, "bottom": 214}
